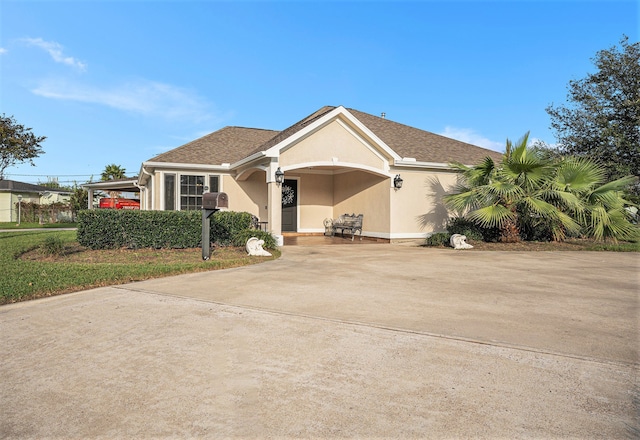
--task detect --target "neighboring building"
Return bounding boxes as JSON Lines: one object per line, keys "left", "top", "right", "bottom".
{"left": 0, "top": 180, "right": 71, "bottom": 223}
{"left": 93, "top": 105, "right": 504, "bottom": 242}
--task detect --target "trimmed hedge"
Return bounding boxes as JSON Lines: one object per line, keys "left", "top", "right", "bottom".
{"left": 77, "top": 210, "right": 274, "bottom": 250}
{"left": 231, "top": 229, "right": 277, "bottom": 249}
{"left": 210, "top": 211, "right": 254, "bottom": 246}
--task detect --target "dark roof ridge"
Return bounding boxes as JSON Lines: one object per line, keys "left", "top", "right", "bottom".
{"left": 221, "top": 125, "right": 277, "bottom": 132}
{"left": 0, "top": 179, "right": 70, "bottom": 193}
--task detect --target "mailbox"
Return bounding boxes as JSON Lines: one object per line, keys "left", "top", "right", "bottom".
{"left": 201, "top": 192, "right": 229, "bottom": 261}
{"left": 202, "top": 192, "right": 228, "bottom": 210}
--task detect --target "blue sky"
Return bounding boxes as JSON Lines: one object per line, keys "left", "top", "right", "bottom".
{"left": 1, "top": 0, "right": 637, "bottom": 186}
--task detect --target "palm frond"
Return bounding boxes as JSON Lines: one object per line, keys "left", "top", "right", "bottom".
{"left": 467, "top": 205, "right": 516, "bottom": 229}
{"left": 590, "top": 175, "right": 638, "bottom": 196}
{"left": 586, "top": 206, "right": 639, "bottom": 241}
{"left": 555, "top": 157, "right": 606, "bottom": 192}
{"left": 488, "top": 181, "right": 524, "bottom": 201}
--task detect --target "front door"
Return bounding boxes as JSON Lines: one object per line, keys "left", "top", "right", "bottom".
{"left": 281, "top": 179, "right": 297, "bottom": 232}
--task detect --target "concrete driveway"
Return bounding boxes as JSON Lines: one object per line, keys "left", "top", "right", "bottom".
{"left": 1, "top": 245, "right": 638, "bottom": 438}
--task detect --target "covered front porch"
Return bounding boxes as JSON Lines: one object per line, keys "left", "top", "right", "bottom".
{"left": 235, "top": 164, "right": 397, "bottom": 242}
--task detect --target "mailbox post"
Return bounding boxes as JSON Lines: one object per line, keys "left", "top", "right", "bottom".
{"left": 201, "top": 192, "right": 228, "bottom": 260}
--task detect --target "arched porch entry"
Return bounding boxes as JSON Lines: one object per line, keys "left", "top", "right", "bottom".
{"left": 278, "top": 165, "right": 391, "bottom": 236}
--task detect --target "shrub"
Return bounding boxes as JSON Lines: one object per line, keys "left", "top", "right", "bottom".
{"left": 210, "top": 211, "right": 254, "bottom": 246}
{"left": 446, "top": 217, "right": 484, "bottom": 241}
{"left": 77, "top": 209, "right": 261, "bottom": 250}
{"left": 231, "top": 229, "right": 277, "bottom": 249}
{"left": 77, "top": 210, "right": 202, "bottom": 249}
{"left": 446, "top": 217, "right": 500, "bottom": 242}
{"left": 517, "top": 215, "right": 554, "bottom": 242}
{"left": 40, "top": 236, "right": 64, "bottom": 256}
{"left": 424, "top": 232, "right": 451, "bottom": 247}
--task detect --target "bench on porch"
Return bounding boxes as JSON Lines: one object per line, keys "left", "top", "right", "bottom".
{"left": 331, "top": 213, "right": 364, "bottom": 241}
{"left": 250, "top": 215, "right": 268, "bottom": 232}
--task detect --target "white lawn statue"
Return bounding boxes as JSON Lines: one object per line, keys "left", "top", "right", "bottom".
{"left": 450, "top": 234, "right": 474, "bottom": 250}
{"left": 246, "top": 237, "right": 272, "bottom": 257}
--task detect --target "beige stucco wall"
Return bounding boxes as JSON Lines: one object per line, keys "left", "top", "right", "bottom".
{"left": 333, "top": 171, "right": 390, "bottom": 236}
{"left": 223, "top": 172, "right": 267, "bottom": 220}
{"left": 151, "top": 172, "right": 161, "bottom": 210}
{"left": 0, "top": 193, "right": 12, "bottom": 222}
{"left": 389, "top": 169, "right": 459, "bottom": 237}
{"left": 280, "top": 120, "right": 389, "bottom": 171}
{"left": 297, "top": 173, "right": 334, "bottom": 231}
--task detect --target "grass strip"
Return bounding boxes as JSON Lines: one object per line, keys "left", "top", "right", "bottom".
{"left": 1, "top": 231, "right": 279, "bottom": 305}
{"left": 0, "top": 222, "right": 77, "bottom": 229}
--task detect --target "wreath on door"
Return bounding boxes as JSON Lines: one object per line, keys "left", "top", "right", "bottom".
{"left": 282, "top": 184, "right": 295, "bottom": 206}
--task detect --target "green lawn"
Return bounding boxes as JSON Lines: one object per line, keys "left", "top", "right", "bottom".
{"left": 0, "top": 230, "right": 279, "bottom": 305}
{"left": 0, "top": 222, "right": 77, "bottom": 229}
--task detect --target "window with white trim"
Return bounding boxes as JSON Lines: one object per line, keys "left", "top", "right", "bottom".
{"left": 180, "top": 175, "right": 205, "bottom": 210}
{"left": 164, "top": 173, "right": 176, "bottom": 210}
{"left": 209, "top": 175, "right": 219, "bottom": 193}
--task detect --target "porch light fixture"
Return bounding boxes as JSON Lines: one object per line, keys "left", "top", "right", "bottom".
{"left": 275, "top": 167, "right": 284, "bottom": 185}
{"left": 393, "top": 174, "right": 403, "bottom": 190}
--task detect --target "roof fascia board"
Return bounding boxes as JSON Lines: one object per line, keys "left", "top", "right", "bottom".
{"left": 142, "top": 161, "right": 232, "bottom": 171}
{"left": 229, "top": 151, "right": 267, "bottom": 169}
{"left": 82, "top": 180, "right": 139, "bottom": 189}
{"left": 393, "top": 159, "right": 455, "bottom": 170}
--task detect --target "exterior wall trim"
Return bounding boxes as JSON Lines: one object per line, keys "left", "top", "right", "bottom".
{"left": 281, "top": 161, "right": 391, "bottom": 178}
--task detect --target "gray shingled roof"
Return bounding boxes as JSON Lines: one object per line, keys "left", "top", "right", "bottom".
{"left": 147, "top": 106, "right": 503, "bottom": 167}
{"left": 0, "top": 179, "right": 70, "bottom": 194}
{"left": 148, "top": 127, "right": 279, "bottom": 165}
{"left": 346, "top": 108, "right": 503, "bottom": 164}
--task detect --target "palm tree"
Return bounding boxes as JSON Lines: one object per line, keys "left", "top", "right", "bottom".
{"left": 445, "top": 133, "right": 579, "bottom": 242}
{"left": 101, "top": 164, "right": 126, "bottom": 181}
{"left": 554, "top": 158, "right": 638, "bottom": 240}
{"left": 100, "top": 164, "right": 127, "bottom": 200}
{"left": 444, "top": 133, "right": 637, "bottom": 242}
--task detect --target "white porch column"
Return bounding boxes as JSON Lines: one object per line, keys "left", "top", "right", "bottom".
{"left": 267, "top": 181, "right": 283, "bottom": 245}
{"left": 87, "top": 189, "right": 94, "bottom": 209}
{"left": 267, "top": 161, "right": 283, "bottom": 246}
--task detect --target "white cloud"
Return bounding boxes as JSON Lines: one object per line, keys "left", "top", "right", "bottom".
{"left": 529, "top": 137, "right": 560, "bottom": 150}
{"left": 0, "top": 48, "right": 7, "bottom": 55}
{"left": 31, "top": 78, "right": 214, "bottom": 123}
{"left": 439, "top": 126, "right": 504, "bottom": 152}
{"left": 22, "top": 38, "right": 87, "bottom": 71}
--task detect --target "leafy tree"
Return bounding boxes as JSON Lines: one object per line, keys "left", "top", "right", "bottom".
{"left": 68, "top": 182, "right": 90, "bottom": 220}
{"left": 0, "top": 114, "right": 46, "bottom": 180}
{"left": 546, "top": 35, "right": 640, "bottom": 198}
{"left": 101, "top": 164, "right": 127, "bottom": 181}
{"left": 444, "top": 133, "right": 638, "bottom": 242}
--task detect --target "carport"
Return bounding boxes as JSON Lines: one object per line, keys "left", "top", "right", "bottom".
{"left": 82, "top": 177, "right": 140, "bottom": 208}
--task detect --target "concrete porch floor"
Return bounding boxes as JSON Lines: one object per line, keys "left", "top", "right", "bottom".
{"left": 282, "top": 233, "right": 389, "bottom": 246}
